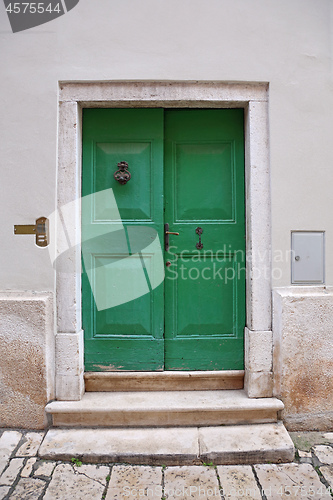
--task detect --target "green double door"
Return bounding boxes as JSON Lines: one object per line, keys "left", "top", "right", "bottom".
{"left": 82, "top": 108, "right": 245, "bottom": 371}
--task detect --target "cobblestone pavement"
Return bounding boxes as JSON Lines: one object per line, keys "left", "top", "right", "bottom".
{"left": 0, "top": 429, "right": 332, "bottom": 499}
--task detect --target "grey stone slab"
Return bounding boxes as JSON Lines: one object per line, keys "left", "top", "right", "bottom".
{"left": 164, "top": 466, "right": 220, "bottom": 499}
{"left": 0, "top": 486, "right": 10, "bottom": 499}
{"left": 9, "top": 477, "right": 46, "bottom": 500}
{"left": 217, "top": 465, "right": 261, "bottom": 498}
{"left": 199, "top": 423, "right": 294, "bottom": 464}
{"left": 320, "top": 465, "right": 333, "bottom": 491}
{"left": 16, "top": 433, "right": 44, "bottom": 457}
{"left": 298, "top": 450, "right": 312, "bottom": 458}
{"left": 33, "top": 460, "right": 56, "bottom": 478}
{"left": 106, "top": 465, "right": 162, "bottom": 499}
{"left": 255, "top": 463, "right": 327, "bottom": 500}
{"left": 21, "top": 458, "right": 37, "bottom": 478}
{"left": 290, "top": 431, "right": 333, "bottom": 451}
{"left": 0, "top": 458, "right": 24, "bottom": 485}
{"left": 313, "top": 445, "right": 333, "bottom": 464}
{"left": 323, "top": 433, "right": 333, "bottom": 441}
{"left": 43, "top": 463, "right": 108, "bottom": 500}
{"left": 0, "top": 430, "right": 22, "bottom": 476}
{"left": 39, "top": 428, "right": 200, "bottom": 465}
{"left": 0, "top": 431, "right": 22, "bottom": 460}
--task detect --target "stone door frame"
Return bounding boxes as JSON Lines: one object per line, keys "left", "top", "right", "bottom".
{"left": 55, "top": 81, "right": 272, "bottom": 400}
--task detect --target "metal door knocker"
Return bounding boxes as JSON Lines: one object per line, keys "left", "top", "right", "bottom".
{"left": 196, "top": 227, "right": 203, "bottom": 249}
{"left": 114, "top": 161, "right": 131, "bottom": 185}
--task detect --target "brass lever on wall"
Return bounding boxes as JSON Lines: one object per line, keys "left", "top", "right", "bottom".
{"left": 165, "top": 223, "right": 179, "bottom": 252}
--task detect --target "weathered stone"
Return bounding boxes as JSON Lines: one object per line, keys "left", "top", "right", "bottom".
{"left": 39, "top": 428, "right": 200, "bottom": 465}
{"left": 0, "top": 292, "right": 54, "bottom": 429}
{"left": 164, "top": 466, "right": 220, "bottom": 499}
{"left": 55, "top": 331, "right": 84, "bottom": 401}
{"left": 255, "top": 463, "right": 325, "bottom": 499}
{"left": 44, "top": 463, "right": 108, "bottom": 499}
{"left": 33, "top": 460, "right": 56, "bottom": 477}
{"left": 217, "top": 465, "right": 261, "bottom": 499}
{"left": 298, "top": 450, "right": 312, "bottom": 458}
{"left": 0, "top": 431, "right": 22, "bottom": 457}
{"left": 320, "top": 465, "right": 333, "bottom": 490}
{"left": 16, "top": 433, "right": 44, "bottom": 457}
{"left": 0, "top": 431, "right": 22, "bottom": 475}
{"left": 199, "top": 423, "right": 294, "bottom": 464}
{"left": 313, "top": 445, "right": 333, "bottom": 464}
{"left": 72, "top": 464, "right": 109, "bottom": 484}
{"left": 273, "top": 288, "right": 333, "bottom": 431}
{"left": 289, "top": 431, "right": 332, "bottom": 451}
{"left": 0, "top": 486, "right": 10, "bottom": 499}
{"left": 323, "top": 433, "right": 333, "bottom": 441}
{"left": 106, "top": 465, "right": 161, "bottom": 499}
{"left": 0, "top": 458, "right": 24, "bottom": 485}
{"left": 21, "top": 458, "right": 37, "bottom": 478}
{"left": 245, "top": 328, "right": 273, "bottom": 372}
{"left": 245, "top": 370, "right": 273, "bottom": 398}
{"left": 9, "top": 477, "right": 46, "bottom": 499}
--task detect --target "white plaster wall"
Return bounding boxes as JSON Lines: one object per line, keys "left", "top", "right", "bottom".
{"left": 0, "top": 0, "right": 333, "bottom": 290}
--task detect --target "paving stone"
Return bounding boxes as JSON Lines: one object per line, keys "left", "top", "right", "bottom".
{"left": 0, "top": 431, "right": 22, "bottom": 475}
{"left": 255, "top": 463, "right": 327, "bottom": 499}
{"left": 9, "top": 477, "right": 46, "bottom": 500}
{"left": 323, "top": 433, "right": 333, "bottom": 441}
{"left": 0, "top": 486, "right": 10, "bottom": 499}
{"left": 106, "top": 465, "right": 162, "bottom": 499}
{"left": 313, "top": 445, "right": 333, "bottom": 464}
{"left": 164, "top": 466, "right": 220, "bottom": 499}
{"left": 289, "top": 431, "right": 332, "bottom": 451}
{"left": 298, "top": 450, "right": 312, "bottom": 458}
{"left": 0, "top": 458, "right": 24, "bottom": 485}
{"left": 16, "top": 433, "right": 44, "bottom": 457}
{"left": 33, "top": 460, "right": 56, "bottom": 477}
{"left": 44, "top": 463, "right": 108, "bottom": 499}
{"left": 72, "top": 463, "right": 109, "bottom": 484}
{"left": 217, "top": 465, "right": 261, "bottom": 498}
{"left": 21, "top": 458, "right": 37, "bottom": 478}
{"left": 320, "top": 465, "right": 333, "bottom": 491}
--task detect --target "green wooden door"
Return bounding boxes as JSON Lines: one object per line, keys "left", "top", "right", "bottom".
{"left": 82, "top": 108, "right": 245, "bottom": 371}
{"left": 164, "top": 110, "right": 245, "bottom": 369}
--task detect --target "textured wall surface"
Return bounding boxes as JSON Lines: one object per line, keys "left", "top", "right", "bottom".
{"left": 273, "top": 287, "right": 333, "bottom": 431}
{"left": 0, "top": 293, "right": 54, "bottom": 429}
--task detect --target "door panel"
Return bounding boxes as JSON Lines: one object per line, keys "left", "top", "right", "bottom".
{"left": 82, "top": 109, "right": 164, "bottom": 371}
{"left": 164, "top": 109, "right": 245, "bottom": 370}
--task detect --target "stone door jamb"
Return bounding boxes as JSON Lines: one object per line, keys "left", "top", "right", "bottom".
{"left": 55, "top": 81, "right": 272, "bottom": 400}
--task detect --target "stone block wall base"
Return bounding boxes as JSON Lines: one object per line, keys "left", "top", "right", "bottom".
{"left": 0, "top": 292, "right": 54, "bottom": 429}
{"left": 273, "top": 287, "right": 333, "bottom": 431}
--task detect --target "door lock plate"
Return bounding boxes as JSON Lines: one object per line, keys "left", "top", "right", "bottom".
{"left": 14, "top": 217, "right": 49, "bottom": 247}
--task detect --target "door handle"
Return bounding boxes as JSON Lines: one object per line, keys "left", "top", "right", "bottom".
{"left": 165, "top": 223, "right": 179, "bottom": 251}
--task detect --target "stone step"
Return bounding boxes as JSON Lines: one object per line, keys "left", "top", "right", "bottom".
{"left": 38, "top": 423, "right": 295, "bottom": 465}
{"left": 84, "top": 370, "right": 244, "bottom": 392}
{"left": 45, "top": 390, "right": 284, "bottom": 427}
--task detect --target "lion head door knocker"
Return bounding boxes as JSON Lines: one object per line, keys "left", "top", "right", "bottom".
{"left": 113, "top": 161, "right": 131, "bottom": 185}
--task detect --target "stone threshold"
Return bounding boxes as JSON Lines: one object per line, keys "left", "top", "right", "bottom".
{"left": 46, "top": 390, "right": 284, "bottom": 427}
{"left": 84, "top": 370, "right": 244, "bottom": 392}
{"left": 38, "top": 423, "right": 295, "bottom": 465}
